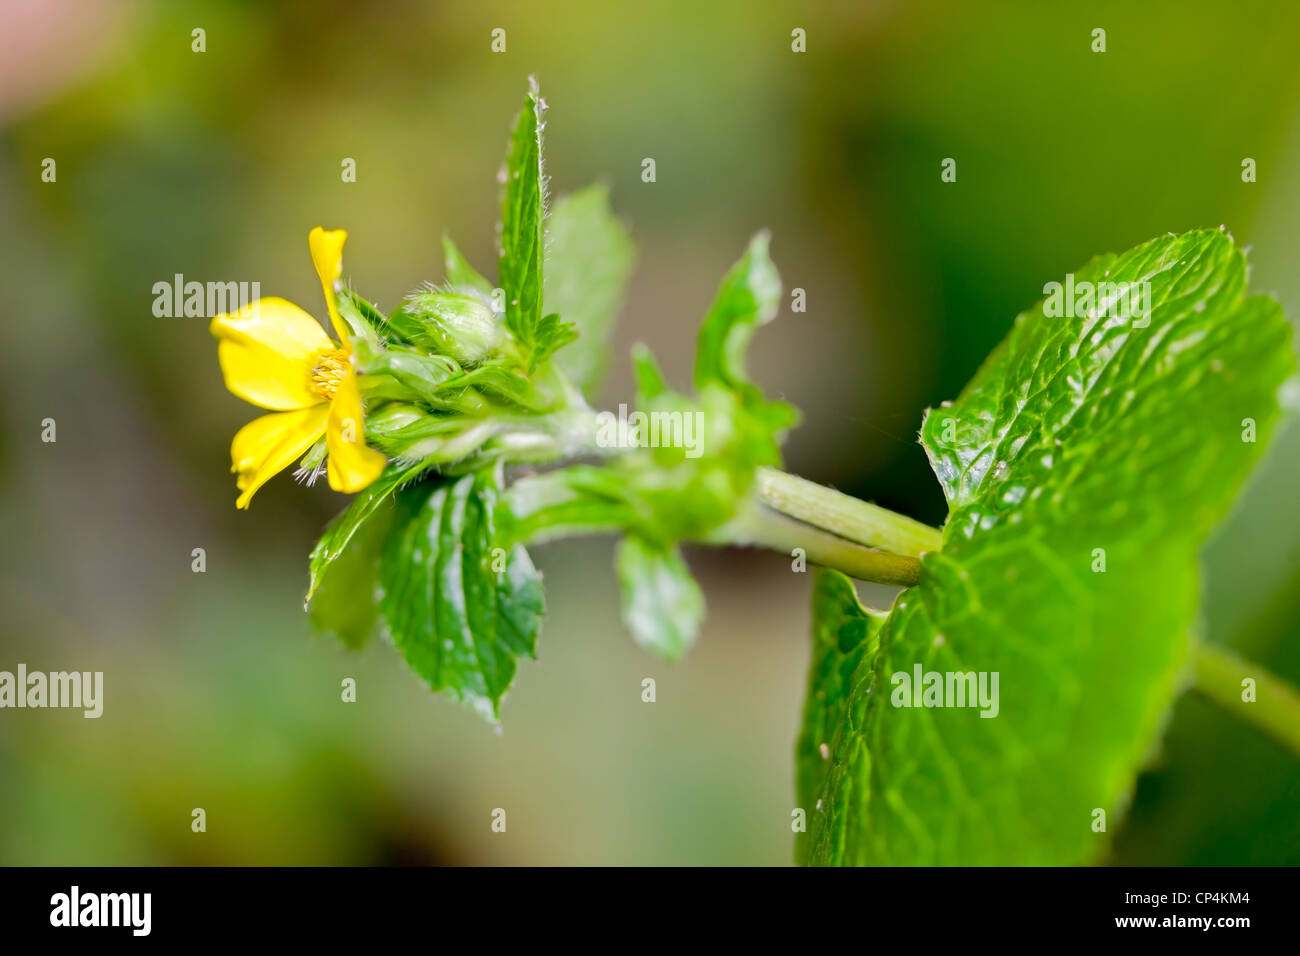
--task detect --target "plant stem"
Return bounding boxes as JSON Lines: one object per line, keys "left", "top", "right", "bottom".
{"left": 1192, "top": 643, "right": 1300, "bottom": 760}
{"left": 754, "top": 467, "right": 943, "bottom": 557}
{"left": 712, "top": 498, "right": 923, "bottom": 587}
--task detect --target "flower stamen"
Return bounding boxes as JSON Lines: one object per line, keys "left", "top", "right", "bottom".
{"left": 309, "top": 349, "right": 349, "bottom": 401}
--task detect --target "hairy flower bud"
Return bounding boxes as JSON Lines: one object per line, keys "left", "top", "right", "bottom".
{"left": 393, "top": 291, "right": 504, "bottom": 366}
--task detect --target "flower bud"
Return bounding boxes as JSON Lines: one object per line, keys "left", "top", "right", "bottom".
{"left": 394, "top": 291, "right": 504, "bottom": 366}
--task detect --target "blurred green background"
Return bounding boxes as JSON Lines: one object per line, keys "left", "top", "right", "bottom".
{"left": 1, "top": 0, "right": 1297, "bottom": 865}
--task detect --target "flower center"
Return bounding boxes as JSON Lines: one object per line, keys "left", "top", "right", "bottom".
{"left": 309, "top": 349, "right": 348, "bottom": 401}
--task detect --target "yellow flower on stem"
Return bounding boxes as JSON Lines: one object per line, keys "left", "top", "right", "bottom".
{"left": 211, "top": 227, "right": 387, "bottom": 509}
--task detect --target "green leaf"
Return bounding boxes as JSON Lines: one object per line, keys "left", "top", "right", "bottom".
{"left": 336, "top": 287, "right": 389, "bottom": 344}
{"left": 307, "top": 500, "right": 393, "bottom": 650}
{"left": 438, "top": 361, "right": 559, "bottom": 412}
{"left": 306, "top": 460, "right": 432, "bottom": 605}
{"left": 443, "top": 236, "right": 494, "bottom": 295}
{"left": 351, "top": 339, "right": 483, "bottom": 414}
{"left": 364, "top": 406, "right": 496, "bottom": 465}
{"left": 542, "top": 185, "right": 635, "bottom": 396}
{"left": 693, "top": 230, "right": 781, "bottom": 396}
{"left": 615, "top": 536, "right": 705, "bottom": 662}
{"left": 530, "top": 312, "right": 578, "bottom": 370}
{"left": 499, "top": 78, "right": 546, "bottom": 353}
{"left": 507, "top": 237, "right": 799, "bottom": 566}
{"left": 379, "top": 467, "right": 545, "bottom": 720}
{"left": 804, "top": 228, "right": 1297, "bottom": 865}
{"left": 686, "top": 234, "right": 798, "bottom": 493}
{"left": 503, "top": 465, "right": 642, "bottom": 544}
{"left": 795, "top": 571, "right": 884, "bottom": 866}
{"left": 547, "top": 238, "right": 797, "bottom": 552}
{"left": 630, "top": 343, "right": 667, "bottom": 399}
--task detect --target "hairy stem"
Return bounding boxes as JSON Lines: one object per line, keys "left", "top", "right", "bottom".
{"left": 1192, "top": 643, "right": 1300, "bottom": 760}
{"left": 754, "top": 467, "right": 943, "bottom": 557}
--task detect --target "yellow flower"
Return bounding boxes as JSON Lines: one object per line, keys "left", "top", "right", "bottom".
{"left": 211, "top": 227, "right": 386, "bottom": 509}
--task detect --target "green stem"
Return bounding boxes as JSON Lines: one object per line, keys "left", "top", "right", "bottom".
{"left": 754, "top": 467, "right": 942, "bottom": 557}
{"left": 714, "top": 498, "right": 923, "bottom": 587}
{"left": 1192, "top": 643, "right": 1300, "bottom": 760}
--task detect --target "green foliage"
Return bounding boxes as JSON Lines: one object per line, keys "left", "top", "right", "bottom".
{"left": 352, "top": 339, "right": 470, "bottom": 410}
{"left": 499, "top": 79, "right": 546, "bottom": 354}
{"left": 543, "top": 185, "right": 635, "bottom": 397}
{"left": 616, "top": 536, "right": 705, "bottom": 661}
{"left": 306, "top": 80, "right": 639, "bottom": 719}
{"left": 379, "top": 468, "right": 544, "bottom": 720}
{"left": 335, "top": 287, "right": 389, "bottom": 343}
{"left": 694, "top": 229, "right": 780, "bottom": 395}
{"left": 800, "top": 229, "right": 1297, "bottom": 865}
{"left": 502, "top": 235, "right": 798, "bottom": 661}
{"left": 442, "top": 236, "right": 494, "bottom": 295}
{"left": 505, "top": 235, "right": 796, "bottom": 552}
{"left": 529, "top": 312, "right": 579, "bottom": 370}
{"left": 692, "top": 232, "right": 798, "bottom": 461}
{"left": 310, "top": 454, "right": 547, "bottom": 718}
{"left": 306, "top": 495, "right": 393, "bottom": 651}
{"left": 307, "top": 461, "right": 430, "bottom": 609}
{"left": 794, "top": 571, "right": 883, "bottom": 866}
{"left": 298, "top": 85, "right": 1297, "bottom": 865}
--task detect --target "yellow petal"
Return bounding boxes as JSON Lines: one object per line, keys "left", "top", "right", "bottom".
{"left": 212, "top": 297, "right": 332, "bottom": 410}
{"left": 309, "top": 226, "right": 348, "bottom": 341}
{"left": 325, "top": 367, "right": 386, "bottom": 493}
{"left": 230, "top": 405, "right": 329, "bottom": 509}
